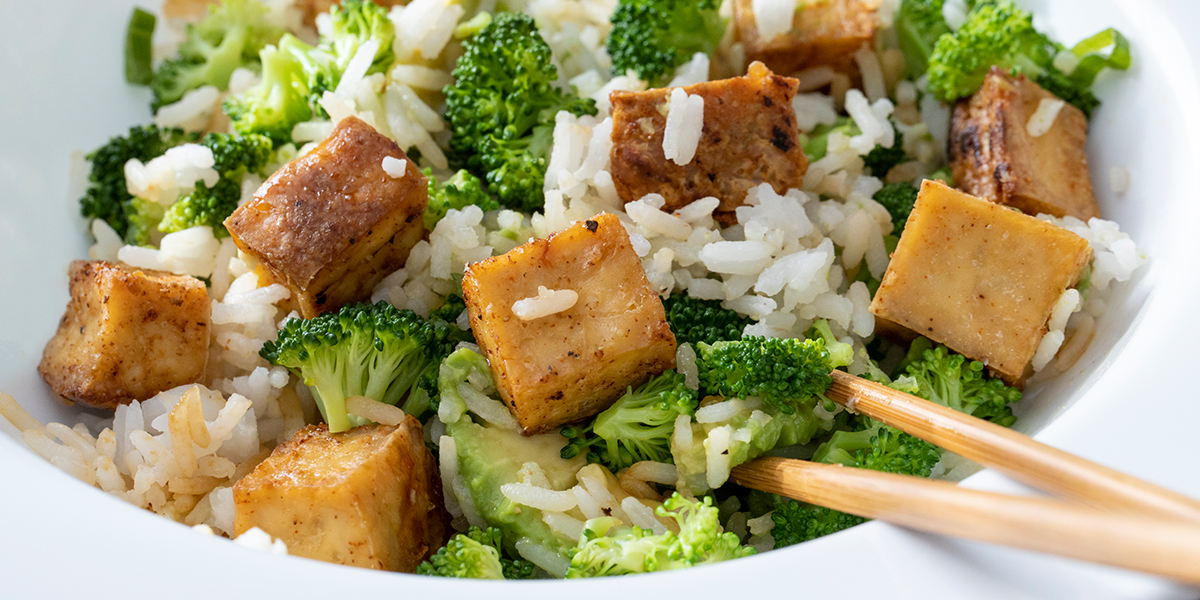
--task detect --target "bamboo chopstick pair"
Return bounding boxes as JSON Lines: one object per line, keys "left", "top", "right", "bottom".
{"left": 730, "top": 371, "right": 1200, "bottom": 584}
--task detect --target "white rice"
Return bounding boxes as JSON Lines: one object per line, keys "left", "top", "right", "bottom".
{"left": 662, "top": 88, "right": 704, "bottom": 166}
{"left": 154, "top": 86, "right": 222, "bottom": 132}
{"left": 381, "top": 156, "right": 407, "bottom": 178}
{"left": 1026, "top": 98, "right": 1066, "bottom": 138}
{"left": 751, "top": 0, "right": 796, "bottom": 42}
{"left": 512, "top": 285, "right": 579, "bottom": 320}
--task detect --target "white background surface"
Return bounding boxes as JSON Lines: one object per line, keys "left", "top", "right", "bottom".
{"left": 1, "top": 0, "right": 1199, "bottom": 598}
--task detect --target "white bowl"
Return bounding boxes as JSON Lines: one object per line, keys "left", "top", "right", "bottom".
{"left": 2, "top": 0, "right": 1198, "bottom": 597}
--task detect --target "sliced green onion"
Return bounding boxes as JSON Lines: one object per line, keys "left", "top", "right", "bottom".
{"left": 124, "top": 7, "right": 156, "bottom": 85}
{"left": 1067, "top": 28, "right": 1131, "bottom": 88}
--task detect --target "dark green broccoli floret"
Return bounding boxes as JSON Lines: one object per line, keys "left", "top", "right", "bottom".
{"left": 444, "top": 12, "right": 597, "bottom": 212}
{"left": 79, "top": 125, "right": 197, "bottom": 242}
{"left": 417, "top": 526, "right": 535, "bottom": 579}
{"left": 159, "top": 132, "right": 273, "bottom": 236}
{"left": 873, "top": 182, "right": 920, "bottom": 233}
{"left": 424, "top": 168, "right": 499, "bottom": 230}
{"left": 412, "top": 295, "right": 476, "bottom": 413}
{"left": 897, "top": 339, "right": 1023, "bottom": 426}
{"left": 895, "top": 0, "right": 950, "bottom": 79}
{"left": 862, "top": 125, "right": 906, "bottom": 177}
{"left": 223, "top": 35, "right": 316, "bottom": 145}
{"left": 151, "top": 0, "right": 285, "bottom": 111}
{"left": 428, "top": 294, "right": 468, "bottom": 325}
{"left": 606, "top": 0, "right": 726, "bottom": 86}
{"left": 260, "top": 301, "right": 449, "bottom": 432}
{"left": 565, "top": 493, "right": 754, "bottom": 577}
{"left": 758, "top": 491, "right": 867, "bottom": 547}
{"left": 561, "top": 370, "right": 698, "bottom": 471}
{"left": 927, "top": 1, "right": 1130, "bottom": 117}
{"left": 662, "top": 294, "right": 751, "bottom": 347}
{"left": 697, "top": 336, "right": 832, "bottom": 414}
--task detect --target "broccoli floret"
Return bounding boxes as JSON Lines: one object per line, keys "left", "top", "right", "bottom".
{"left": 424, "top": 168, "right": 499, "bottom": 230}
{"left": 927, "top": 1, "right": 1130, "bottom": 117}
{"left": 605, "top": 0, "right": 726, "bottom": 86}
{"left": 898, "top": 339, "right": 1023, "bottom": 426}
{"left": 662, "top": 294, "right": 750, "bottom": 347}
{"left": 159, "top": 133, "right": 273, "bottom": 236}
{"left": 757, "top": 491, "right": 867, "bottom": 547}
{"left": 862, "top": 125, "right": 906, "bottom": 177}
{"left": 561, "top": 370, "right": 698, "bottom": 472}
{"left": 428, "top": 294, "right": 468, "bottom": 325}
{"left": 805, "top": 320, "right": 853, "bottom": 369}
{"left": 224, "top": 35, "right": 315, "bottom": 145}
{"left": 813, "top": 415, "right": 942, "bottom": 477}
{"left": 697, "top": 336, "right": 832, "bottom": 414}
{"left": 151, "top": 0, "right": 285, "bottom": 111}
{"left": 417, "top": 526, "right": 535, "bottom": 579}
{"left": 125, "top": 197, "right": 168, "bottom": 247}
{"left": 260, "top": 301, "right": 447, "bottom": 432}
{"left": 565, "top": 493, "right": 754, "bottom": 577}
{"left": 895, "top": 0, "right": 951, "bottom": 79}
{"left": 79, "top": 125, "right": 197, "bottom": 241}
{"left": 873, "top": 182, "right": 920, "bottom": 233}
{"left": 315, "top": 0, "right": 396, "bottom": 77}
{"left": 444, "top": 12, "right": 597, "bottom": 211}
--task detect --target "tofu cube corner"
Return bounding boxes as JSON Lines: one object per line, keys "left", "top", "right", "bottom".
{"left": 869, "top": 181, "right": 1092, "bottom": 385}
{"left": 609, "top": 62, "right": 809, "bottom": 225}
{"left": 225, "top": 116, "right": 428, "bottom": 318}
{"left": 949, "top": 68, "right": 1100, "bottom": 221}
{"left": 38, "top": 260, "right": 210, "bottom": 410}
{"left": 233, "top": 420, "right": 449, "bottom": 572}
{"left": 733, "top": 0, "right": 877, "bottom": 76}
{"left": 462, "top": 213, "right": 677, "bottom": 434}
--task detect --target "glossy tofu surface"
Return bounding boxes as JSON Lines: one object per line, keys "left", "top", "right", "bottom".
{"left": 233, "top": 420, "right": 449, "bottom": 572}
{"left": 733, "top": 0, "right": 877, "bottom": 75}
{"left": 462, "top": 214, "right": 677, "bottom": 434}
{"left": 38, "top": 260, "right": 210, "bottom": 409}
{"left": 610, "top": 63, "right": 808, "bottom": 225}
{"left": 225, "top": 116, "right": 427, "bottom": 318}
{"left": 949, "top": 69, "right": 1099, "bottom": 220}
{"left": 870, "top": 181, "right": 1092, "bottom": 384}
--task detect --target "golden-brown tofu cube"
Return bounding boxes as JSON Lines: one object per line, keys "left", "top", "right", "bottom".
{"left": 870, "top": 181, "right": 1092, "bottom": 384}
{"left": 38, "top": 260, "right": 210, "bottom": 410}
{"left": 462, "top": 213, "right": 677, "bottom": 434}
{"left": 949, "top": 69, "right": 1099, "bottom": 220}
{"left": 610, "top": 62, "right": 809, "bottom": 225}
{"left": 733, "top": 0, "right": 877, "bottom": 75}
{"left": 233, "top": 419, "right": 449, "bottom": 572}
{"left": 225, "top": 116, "right": 427, "bottom": 319}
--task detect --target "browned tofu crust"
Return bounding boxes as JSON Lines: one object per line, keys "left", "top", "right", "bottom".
{"left": 225, "top": 116, "right": 427, "bottom": 318}
{"left": 949, "top": 68, "right": 1100, "bottom": 220}
{"left": 462, "top": 213, "right": 677, "bottom": 435}
{"left": 733, "top": 0, "right": 877, "bottom": 75}
{"left": 233, "top": 420, "right": 449, "bottom": 572}
{"left": 38, "top": 260, "right": 210, "bottom": 409}
{"left": 870, "top": 181, "right": 1092, "bottom": 385}
{"left": 610, "top": 63, "right": 809, "bottom": 224}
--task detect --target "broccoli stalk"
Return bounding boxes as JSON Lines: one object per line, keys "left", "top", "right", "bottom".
{"left": 260, "top": 301, "right": 456, "bottom": 432}
{"left": 662, "top": 294, "right": 751, "bottom": 347}
{"left": 159, "top": 132, "right": 273, "bottom": 236}
{"left": 151, "top": 0, "right": 285, "bottom": 111}
{"left": 79, "top": 125, "right": 197, "bottom": 242}
{"left": 805, "top": 320, "right": 853, "bottom": 369}
{"left": 560, "top": 370, "right": 698, "bottom": 472}
{"left": 895, "top": 0, "right": 951, "bottom": 79}
{"left": 444, "top": 12, "right": 597, "bottom": 212}
{"left": 565, "top": 493, "right": 754, "bottom": 577}
{"left": 417, "top": 526, "right": 535, "bottom": 579}
{"left": 605, "top": 0, "right": 726, "bottom": 86}
{"left": 423, "top": 168, "right": 499, "bottom": 230}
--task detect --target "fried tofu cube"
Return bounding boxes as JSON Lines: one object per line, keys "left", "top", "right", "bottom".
{"left": 225, "top": 116, "right": 427, "bottom": 319}
{"left": 38, "top": 260, "right": 210, "bottom": 410}
{"left": 949, "top": 69, "right": 1100, "bottom": 220}
{"left": 610, "top": 62, "right": 808, "bottom": 225}
{"left": 462, "top": 213, "right": 677, "bottom": 434}
{"left": 733, "top": 0, "right": 877, "bottom": 75}
{"left": 233, "top": 419, "right": 449, "bottom": 572}
{"left": 870, "top": 181, "right": 1092, "bottom": 384}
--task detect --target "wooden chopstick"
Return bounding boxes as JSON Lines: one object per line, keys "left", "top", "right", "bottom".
{"left": 826, "top": 370, "right": 1200, "bottom": 525}
{"left": 732, "top": 457, "right": 1200, "bottom": 585}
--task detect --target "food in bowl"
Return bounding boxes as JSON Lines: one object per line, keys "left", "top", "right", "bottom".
{"left": 0, "top": 0, "right": 1145, "bottom": 580}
